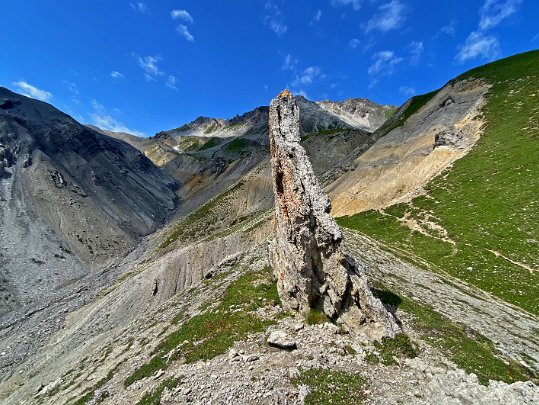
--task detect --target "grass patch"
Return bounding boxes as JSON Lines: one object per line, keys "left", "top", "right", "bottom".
{"left": 199, "top": 137, "right": 220, "bottom": 150}
{"left": 291, "top": 369, "right": 368, "bottom": 404}
{"left": 135, "top": 377, "right": 181, "bottom": 405}
{"left": 71, "top": 360, "right": 123, "bottom": 404}
{"left": 225, "top": 138, "right": 247, "bottom": 152}
{"left": 305, "top": 308, "right": 331, "bottom": 325}
{"left": 124, "top": 266, "right": 280, "bottom": 387}
{"left": 372, "top": 333, "right": 418, "bottom": 365}
{"left": 372, "top": 284, "right": 537, "bottom": 384}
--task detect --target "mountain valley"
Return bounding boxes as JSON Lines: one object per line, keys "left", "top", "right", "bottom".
{"left": 0, "top": 50, "right": 538, "bottom": 405}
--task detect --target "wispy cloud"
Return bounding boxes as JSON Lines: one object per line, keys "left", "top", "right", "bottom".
{"left": 294, "top": 89, "right": 310, "bottom": 99}
{"left": 368, "top": 51, "right": 403, "bottom": 76}
{"left": 456, "top": 0, "right": 522, "bottom": 62}
{"left": 457, "top": 31, "right": 500, "bottom": 62}
{"left": 166, "top": 75, "right": 178, "bottom": 90}
{"left": 12, "top": 81, "right": 53, "bottom": 101}
{"left": 478, "top": 0, "right": 522, "bottom": 31}
{"left": 365, "top": 0, "right": 407, "bottom": 33}
{"left": 176, "top": 24, "right": 195, "bottom": 42}
{"left": 171, "top": 9, "right": 194, "bottom": 23}
{"left": 89, "top": 99, "right": 143, "bottom": 135}
{"left": 282, "top": 54, "right": 298, "bottom": 71}
{"left": 311, "top": 10, "right": 322, "bottom": 25}
{"left": 409, "top": 41, "right": 424, "bottom": 65}
{"left": 111, "top": 71, "right": 124, "bottom": 79}
{"left": 439, "top": 19, "right": 458, "bottom": 36}
{"left": 330, "top": 0, "right": 362, "bottom": 10}
{"left": 129, "top": 2, "right": 148, "bottom": 14}
{"left": 293, "top": 66, "right": 321, "bottom": 86}
{"left": 133, "top": 54, "right": 164, "bottom": 81}
{"left": 399, "top": 86, "right": 416, "bottom": 97}
{"left": 348, "top": 38, "right": 361, "bottom": 49}
{"left": 63, "top": 80, "right": 79, "bottom": 95}
{"left": 264, "top": 1, "right": 288, "bottom": 36}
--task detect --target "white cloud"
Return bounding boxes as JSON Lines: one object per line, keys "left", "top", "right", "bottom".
{"left": 311, "top": 10, "right": 322, "bottom": 24}
{"left": 409, "top": 41, "right": 424, "bottom": 65}
{"left": 63, "top": 80, "right": 79, "bottom": 95}
{"left": 456, "top": 31, "right": 500, "bottom": 62}
{"left": 129, "top": 2, "right": 148, "bottom": 13}
{"left": 455, "top": 0, "right": 522, "bottom": 62}
{"left": 399, "top": 86, "right": 416, "bottom": 97}
{"left": 365, "top": 0, "right": 407, "bottom": 33}
{"left": 294, "top": 90, "right": 310, "bottom": 99}
{"left": 532, "top": 33, "right": 539, "bottom": 42}
{"left": 176, "top": 24, "right": 195, "bottom": 42}
{"left": 166, "top": 75, "right": 178, "bottom": 90}
{"left": 368, "top": 50, "right": 403, "bottom": 75}
{"left": 264, "top": 1, "right": 288, "bottom": 36}
{"left": 330, "top": 0, "right": 362, "bottom": 10}
{"left": 111, "top": 71, "right": 124, "bottom": 79}
{"left": 89, "top": 99, "right": 143, "bottom": 135}
{"left": 293, "top": 66, "right": 321, "bottom": 86}
{"left": 439, "top": 19, "right": 458, "bottom": 36}
{"left": 479, "top": 0, "right": 522, "bottom": 31}
{"left": 282, "top": 54, "right": 298, "bottom": 71}
{"left": 171, "top": 9, "right": 194, "bottom": 23}
{"left": 12, "top": 81, "right": 53, "bottom": 101}
{"left": 348, "top": 38, "right": 361, "bottom": 49}
{"left": 133, "top": 54, "right": 164, "bottom": 81}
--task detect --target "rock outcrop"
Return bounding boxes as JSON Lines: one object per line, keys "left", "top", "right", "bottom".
{"left": 267, "top": 90, "right": 400, "bottom": 340}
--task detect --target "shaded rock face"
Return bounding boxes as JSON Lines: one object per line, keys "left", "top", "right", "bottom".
{"left": 267, "top": 90, "right": 400, "bottom": 340}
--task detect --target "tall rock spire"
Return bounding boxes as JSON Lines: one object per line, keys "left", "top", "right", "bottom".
{"left": 268, "top": 90, "right": 400, "bottom": 339}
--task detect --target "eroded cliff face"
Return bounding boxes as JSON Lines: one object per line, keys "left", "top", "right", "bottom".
{"left": 267, "top": 90, "right": 400, "bottom": 340}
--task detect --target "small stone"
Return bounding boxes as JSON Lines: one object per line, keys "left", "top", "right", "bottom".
{"left": 245, "top": 354, "right": 259, "bottom": 362}
{"left": 228, "top": 349, "right": 239, "bottom": 359}
{"left": 153, "top": 369, "right": 165, "bottom": 380}
{"left": 267, "top": 331, "right": 297, "bottom": 350}
{"left": 288, "top": 367, "right": 300, "bottom": 379}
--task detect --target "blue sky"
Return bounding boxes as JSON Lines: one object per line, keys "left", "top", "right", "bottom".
{"left": 1, "top": 0, "right": 537, "bottom": 136}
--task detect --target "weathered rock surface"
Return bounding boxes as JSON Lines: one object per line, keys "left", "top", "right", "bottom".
{"left": 267, "top": 90, "right": 400, "bottom": 340}
{"left": 267, "top": 330, "right": 297, "bottom": 350}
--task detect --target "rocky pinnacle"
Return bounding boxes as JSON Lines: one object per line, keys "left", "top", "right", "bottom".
{"left": 267, "top": 89, "right": 400, "bottom": 340}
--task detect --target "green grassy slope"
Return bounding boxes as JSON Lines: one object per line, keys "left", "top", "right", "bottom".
{"left": 337, "top": 50, "right": 539, "bottom": 315}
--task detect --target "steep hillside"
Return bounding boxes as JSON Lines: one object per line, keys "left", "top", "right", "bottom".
{"left": 334, "top": 50, "right": 539, "bottom": 316}
{"left": 0, "top": 87, "right": 178, "bottom": 315}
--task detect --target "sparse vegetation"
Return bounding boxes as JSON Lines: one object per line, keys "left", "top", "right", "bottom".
{"left": 204, "top": 124, "right": 219, "bottom": 134}
{"left": 199, "top": 137, "right": 220, "bottom": 150}
{"left": 71, "top": 360, "right": 123, "bottom": 404}
{"left": 305, "top": 308, "right": 330, "bottom": 325}
{"left": 225, "top": 138, "right": 247, "bottom": 152}
{"left": 291, "top": 369, "right": 368, "bottom": 404}
{"left": 372, "top": 283, "right": 537, "bottom": 384}
{"left": 124, "top": 266, "right": 280, "bottom": 387}
{"left": 371, "top": 333, "right": 418, "bottom": 365}
{"left": 135, "top": 376, "right": 181, "bottom": 405}
{"left": 336, "top": 52, "right": 539, "bottom": 316}
{"left": 159, "top": 181, "right": 244, "bottom": 248}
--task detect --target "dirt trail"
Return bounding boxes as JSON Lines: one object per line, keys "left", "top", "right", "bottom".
{"left": 343, "top": 229, "right": 539, "bottom": 371}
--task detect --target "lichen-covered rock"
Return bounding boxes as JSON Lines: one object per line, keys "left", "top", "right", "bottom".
{"left": 267, "top": 90, "right": 400, "bottom": 340}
